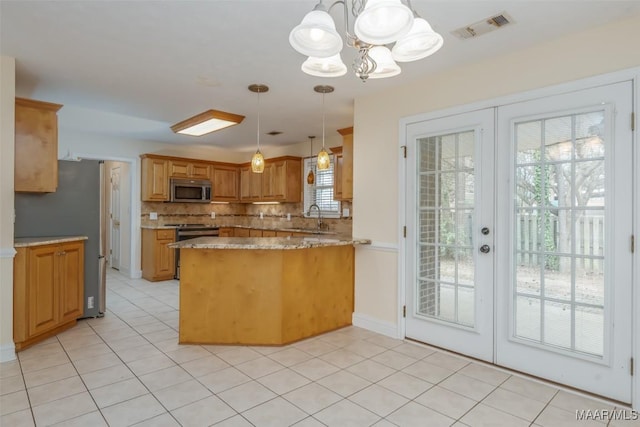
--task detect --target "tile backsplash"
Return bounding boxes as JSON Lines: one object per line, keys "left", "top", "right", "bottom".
{"left": 141, "top": 201, "right": 353, "bottom": 235}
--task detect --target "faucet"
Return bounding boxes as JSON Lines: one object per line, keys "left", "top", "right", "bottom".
{"left": 307, "top": 203, "right": 323, "bottom": 231}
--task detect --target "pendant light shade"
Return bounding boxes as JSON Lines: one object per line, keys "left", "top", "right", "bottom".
{"left": 392, "top": 17, "right": 443, "bottom": 62}
{"left": 354, "top": 0, "right": 414, "bottom": 45}
{"left": 314, "top": 85, "right": 334, "bottom": 171}
{"left": 317, "top": 148, "right": 330, "bottom": 170}
{"left": 249, "top": 84, "right": 269, "bottom": 174}
{"left": 289, "top": 5, "right": 343, "bottom": 58}
{"left": 367, "top": 46, "right": 401, "bottom": 79}
{"left": 307, "top": 136, "right": 316, "bottom": 185}
{"left": 302, "top": 54, "right": 348, "bottom": 77}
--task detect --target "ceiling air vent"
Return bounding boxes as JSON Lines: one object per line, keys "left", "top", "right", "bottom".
{"left": 452, "top": 11, "right": 514, "bottom": 40}
{"left": 267, "top": 131, "right": 283, "bottom": 136}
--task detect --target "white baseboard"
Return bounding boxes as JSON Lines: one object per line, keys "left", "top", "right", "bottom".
{"left": 0, "top": 343, "right": 16, "bottom": 362}
{"left": 352, "top": 312, "right": 402, "bottom": 339}
{"left": 131, "top": 270, "right": 142, "bottom": 279}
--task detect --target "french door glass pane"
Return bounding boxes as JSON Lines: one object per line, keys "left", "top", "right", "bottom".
{"left": 417, "top": 131, "right": 475, "bottom": 327}
{"left": 513, "top": 110, "right": 606, "bottom": 358}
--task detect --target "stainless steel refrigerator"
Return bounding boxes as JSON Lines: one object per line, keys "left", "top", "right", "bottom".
{"left": 15, "top": 159, "right": 106, "bottom": 318}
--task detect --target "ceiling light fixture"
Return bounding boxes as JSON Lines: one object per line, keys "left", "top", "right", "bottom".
{"left": 171, "top": 109, "right": 245, "bottom": 136}
{"left": 314, "top": 85, "right": 333, "bottom": 170}
{"left": 289, "top": 0, "right": 443, "bottom": 82}
{"left": 249, "top": 84, "right": 269, "bottom": 173}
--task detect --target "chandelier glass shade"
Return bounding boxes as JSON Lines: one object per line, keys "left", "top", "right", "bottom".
{"left": 289, "top": 0, "right": 443, "bottom": 81}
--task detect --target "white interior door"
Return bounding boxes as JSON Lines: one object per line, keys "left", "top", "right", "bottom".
{"left": 495, "top": 81, "right": 633, "bottom": 402}
{"left": 405, "top": 108, "right": 495, "bottom": 362}
{"left": 110, "top": 166, "right": 121, "bottom": 270}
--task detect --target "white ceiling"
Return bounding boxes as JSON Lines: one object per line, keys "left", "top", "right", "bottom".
{"left": 2, "top": 1, "right": 639, "bottom": 152}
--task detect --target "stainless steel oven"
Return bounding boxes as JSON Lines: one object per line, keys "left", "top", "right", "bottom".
{"left": 167, "top": 224, "right": 219, "bottom": 279}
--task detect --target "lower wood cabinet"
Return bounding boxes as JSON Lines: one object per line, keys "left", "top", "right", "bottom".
{"left": 14, "top": 240, "right": 85, "bottom": 351}
{"left": 142, "top": 229, "right": 176, "bottom": 281}
{"left": 219, "top": 227, "right": 234, "bottom": 237}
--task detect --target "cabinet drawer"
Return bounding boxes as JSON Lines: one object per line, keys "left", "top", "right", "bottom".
{"left": 157, "top": 229, "right": 175, "bottom": 240}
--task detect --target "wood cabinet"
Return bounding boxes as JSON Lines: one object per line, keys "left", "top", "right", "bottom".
{"left": 239, "top": 157, "right": 302, "bottom": 203}
{"left": 169, "top": 160, "right": 210, "bottom": 180}
{"left": 331, "top": 127, "right": 353, "bottom": 201}
{"left": 142, "top": 228, "right": 176, "bottom": 281}
{"left": 14, "top": 239, "right": 84, "bottom": 351}
{"left": 211, "top": 164, "right": 239, "bottom": 202}
{"left": 14, "top": 98, "right": 63, "bottom": 193}
{"left": 262, "top": 230, "right": 277, "bottom": 237}
{"left": 219, "top": 227, "right": 234, "bottom": 237}
{"left": 235, "top": 228, "right": 251, "bottom": 237}
{"left": 141, "top": 156, "right": 170, "bottom": 201}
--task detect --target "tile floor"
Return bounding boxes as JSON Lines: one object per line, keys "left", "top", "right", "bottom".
{"left": 0, "top": 270, "right": 636, "bottom": 427}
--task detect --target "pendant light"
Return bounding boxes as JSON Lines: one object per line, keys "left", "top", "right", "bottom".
{"left": 249, "top": 84, "right": 268, "bottom": 173}
{"left": 307, "top": 136, "right": 316, "bottom": 185}
{"left": 314, "top": 85, "right": 333, "bottom": 170}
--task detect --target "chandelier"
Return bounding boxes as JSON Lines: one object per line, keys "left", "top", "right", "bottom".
{"left": 289, "top": 0, "right": 443, "bottom": 82}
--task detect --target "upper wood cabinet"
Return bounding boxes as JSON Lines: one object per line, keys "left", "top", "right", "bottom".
{"left": 169, "top": 160, "right": 210, "bottom": 180}
{"left": 14, "top": 98, "right": 63, "bottom": 193}
{"left": 212, "top": 164, "right": 240, "bottom": 202}
{"left": 330, "top": 146, "right": 344, "bottom": 200}
{"left": 141, "top": 155, "right": 169, "bottom": 201}
{"left": 240, "top": 157, "right": 301, "bottom": 203}
{"left": 332, "top": 127, "right": 353, "bottom": 201}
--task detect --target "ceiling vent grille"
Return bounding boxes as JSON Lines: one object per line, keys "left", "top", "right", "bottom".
{"left": 452, "top": 12, "right": 514, "bottom": 40}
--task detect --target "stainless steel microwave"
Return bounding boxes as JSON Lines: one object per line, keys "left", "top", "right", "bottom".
{"left": 170, "top": 178, "right": 212, "bottom": 203}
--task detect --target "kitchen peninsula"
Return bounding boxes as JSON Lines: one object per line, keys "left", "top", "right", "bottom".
{"left": 170, "top": 236, "right": 369, "bottom": 345}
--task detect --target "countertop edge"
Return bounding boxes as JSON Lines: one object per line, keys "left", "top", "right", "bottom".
{"left": 15, "top": 236, "right": 89, "bottom": 247}
{"left": 169, "top": 236, "right": 371, "bottom": 250}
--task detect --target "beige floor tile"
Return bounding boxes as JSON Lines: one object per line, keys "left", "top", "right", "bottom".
{"left": 0, "top": 390, "right": 30, "bottom": 416}
{"left": 316, "top": 370, "right": 371, "bottom": 397}
{"left": 32, "top": 391, "right": 97, "bottom": 426}
{"left": 459, "top": 362, "right": 511, "bottom": 386}
{"left": 22, "top": 362, "right": 76, "bottom": 388}
{"left": 550, "top": 390, "right": 616, "bottom": 412}
{"left": 289, "top": 358, "right": 341, "bottom": 384}
{"left": 364, "top": 335, "right": 404, "bottom": 349}
{"left": 65, "top": 342, "right": 114, "bottom": 362}
{"left": 19, "top": 352, "right": 70, "bottom": 373}
{"left": 199, "top": 367, "right": 252, "bottom": 394}
{"left": 439, "top": 372, "right": 496, "bottom": 401}
{"left": 72, "top": 352, "right": 123, "bottom": 375}
{"left": 58, "top": 333, "right": 104, "bottom": 350}
{"left": 100, "top": 393, "right": 166, "bottom": 427}
{"left": 319, "top": 349, "right": 365, "bottom": 369}
{"left": 153, "top": 379, "right": 212, "bottom": 411}
{"left": 314, "top": 399, "right": 381, "bottom": 427}
{"left": 348, "top": 384, "right": 409, "bottom": 417}
{"left": 392, "top": 342, "right": 436, "bottom": 360}
{"left": 131, "top": 412, "right": 181, "bottom": 426}
{"left": 27, "top": 376, "right": 87, "bottom": 407}
{"left": 143, "top": 329, "right": 179, "bottom": 344}
{"left": 165, "top": 345, "right": 211, "bottom": 364}
{"left": 1, "top": 374, "right": 25, "bottom": 396}
{"left": 50, "top": 410, "right": 107, "bottom": 426}
{"left": 132, "top": 322, "right": 171, "bottom": 335}
{"left": 461, "top": 403, "right": 530, "bottom": 427}
{"left": 235, "top": 356, "right": 284, "bottom": 379}
{"left": 126, "top": 353, "right": 176, "bottom": 376}
{"left": 371, "top": 349, "right": 418, "bottom": 370}
{"left": 500, "top": 375, "right": 558, "bottom": 403}
{"left": 284, "top": 382, "right": 342, "bottom": 414}
{"left": 138, "top": 365, "right": 192, "bottom": 392}
{"left": 401, "top": 360, "right": 454, "bottom": 384}
{"left": 535, "top": 405, "right": 607, "bottom": 426}
{"left": 1, "top": 408, "right": 34, "bottom": 427}
{"left": 243, "top": 396, "right": 307, "bottom": 427}
{"left": 115, "top": 343, "right": 164, "bottom": 363}
{"left": 387, "top": 401, "right": 455, "bottom": 427}
{"left": 0, "top": 360, "right": 22, "bottom": 379}
{"left": 292, "top": 416, "right": 326, "bottom": 426}
{"left": 346, "top": 359, "right": 396, "bottom": 383}
{"left": 179, "top": 354, "right": 228, "bottom": 377}
{"left": 378, "top": 371, "right": 433, "bottom": 399}
{"left": 217, "top": 347, "right": 263, "bottom": 365}
{"left": 423, "top": 351, "right": 471, "bottom": 371}
{"left": 257, "top": 368, "right": 311, "bottom": 395}
{"left": 17, "top": 342, "right": 65, "bottom": 361}
{"left": 317, "top": 332, "right": 356, "bottom": 348}
{"left": 268, "top": 348, "right": 314, "bottom": 367}
{"left": 218, "top": 380, "right": 277, "bottom": 412}
{"left": 414, "top": 385, "right": 477, "bottom": 419}
{"left": 251, "top": 345, "right": 285, "bottom": 356}
{"left": 81, "top": 364, "right": 134, "bottom": 390}
{"left": 293, "top": 338, "right": 338, "bottom": 356}
{"left": 212, "top": 414, "right": 253, "bottom": 426}
{"left": 171, "top": 395, "right": 236, "bottom": 426}
{"left": 483, "top": 387, "right": 547, "bottom": 421}
{"left": 90, "top": 377, "right": 148, "bottom": 408}
{"left": 103, "top": 334, "right": 148, "bottom": 351}
{"left": 343, "top": 340, "right": 387, "bottom": 358}
{"left": 609, "top": 408, "right": 640, "bottom": 426}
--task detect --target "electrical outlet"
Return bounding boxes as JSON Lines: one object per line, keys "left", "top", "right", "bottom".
{"left": 287, "top": 213, "right": 291, "bottom": 221}
{"left": 259, "top": 212, "right": 264, "bottom": 219}
{"left": 211, "top": 212, "right": 216, "bottom": 219}
{"left": 342, "top": 208, "right": 350, "bottom": 217}
{"left": 87, "top": 296, "right": 94, "bottom": 309}
{"left": 149, "top": 212, "right": 158, "bottom": 220}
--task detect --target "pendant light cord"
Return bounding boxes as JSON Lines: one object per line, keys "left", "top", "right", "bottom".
{"left": 322, "top": 92, "right": 326, "bottom": 149}
{"left": 257, "top": 91, "right": 261, "bottom": 151}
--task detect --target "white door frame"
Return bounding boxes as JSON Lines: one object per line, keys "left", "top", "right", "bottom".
{"left": 398, "top": 67, "right": 639, "bottom": 407}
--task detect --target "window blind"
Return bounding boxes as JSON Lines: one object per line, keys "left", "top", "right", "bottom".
{"left": 303, "top": 156, "right": 341, "bottom": 218}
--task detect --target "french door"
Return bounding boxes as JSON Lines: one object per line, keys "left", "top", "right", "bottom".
{"left": 405, "top": 81, "right": 633, "bottom": 402}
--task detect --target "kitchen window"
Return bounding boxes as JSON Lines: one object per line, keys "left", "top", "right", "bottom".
{"left": 303, "top": 156, "right": 340, "bottom": 218}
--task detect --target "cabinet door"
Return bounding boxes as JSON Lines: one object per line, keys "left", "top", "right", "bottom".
{"left": 339, "top": 128, "right": 353, "bottom": 200}
{"left": 59, "top": 241, "right": 84, "bottom": 323}
{"left": 27, "top": 245, "right": 59, "bottom": 336}
{"left": 219, "top": 227, "right": 234, "bottom": 237}
{"left": 239, "top": 167, "right": 252, "bottom": 201}
{"left": 155, "top": 235, "right": 175, "bottom": 278}
{"left": 262, "top": 230, "right": 277, "bottom": 237}
{"left": 235, "top": 228, "right": 251, "bottom": 237}
{"left": 212, "top": 166, "right": 239, "bottom": 201}
{"left": 271, "top": 161, "right": 287, "bottom": 200}
{"left": 334, "top": 153, "right": 343, "bottom": 200}
{"left": 190, "top": 162, "right": 210, "bottom": 179}
{"left": 249, "top": 229, "right": 263, "bottom": 237}
{"left": 169, "top": 160, "right": 190, "bottom": 178}
{"left": 262, "top": 163, "right": 275, "bottom": 199}
{"left": 142, "top": 158, "right": 169, "bottom": 201}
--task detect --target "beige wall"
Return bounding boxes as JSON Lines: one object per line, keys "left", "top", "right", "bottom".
{"left": 0, "top": 56, "right": 16, "bottom": 361}
{"left": 352, "top": 14, "right": 640, "bottom": 332}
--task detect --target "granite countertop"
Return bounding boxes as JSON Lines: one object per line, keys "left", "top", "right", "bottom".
{"left": 169, "top": 236, "right": 371, "bottom": 250}
{"left": 141, "top": 225, "right": 180, "bottom": 230}
{"left": 141, "top": 224, "right": 337, "bottom": 235}
{"left": 15, "top": 236, "right": 88, "bottom": 247}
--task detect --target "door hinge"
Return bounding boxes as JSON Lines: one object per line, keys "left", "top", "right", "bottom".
{"left": 631, "top": 357, "right": 634, "bottom": 376}
{"left": 402, "top": 146, "right": 407, "bottom": 158}
{"left": 403, "top": 305, "right": 406, "bottom": 318}
{"left": 632, "top": 235, "right": 635, "bottom": 253}
{"left": 403, "top": 226, "right": 407, "bottom": 238}
{"left": 632, "top": 112, "right": 636, "bottom": 131}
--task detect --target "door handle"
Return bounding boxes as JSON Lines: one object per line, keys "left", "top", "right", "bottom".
{"left": 479, "top": 244, "right": 491, "bottom": 254}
